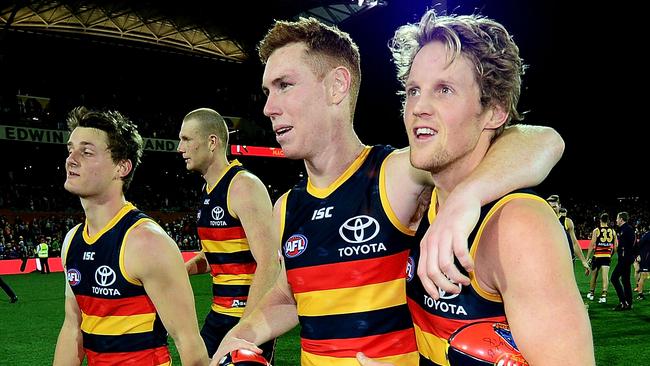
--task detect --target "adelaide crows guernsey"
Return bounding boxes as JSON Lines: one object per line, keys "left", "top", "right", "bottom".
{"left": 280, "top": 145, "right": 419, "bottom": 366}
{"left": 594, "top": 225, "right": 615, "bottom": 258}
{"left": 407, "top": 190, "right": 544, "bottom": 366}
{"left": 63, "top": 202, "right": 170, "bottom": 365}
{"left": 196, "top": 160, "right": 255, "bottom": 318}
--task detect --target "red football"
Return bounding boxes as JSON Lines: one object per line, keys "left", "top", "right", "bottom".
{"left": 446, "top": 321, "right": 528, "bottom": 365}
{"left": 218, "top": 349, "right": 271, "bottom": 366}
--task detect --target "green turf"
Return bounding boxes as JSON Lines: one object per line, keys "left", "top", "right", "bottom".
{"left": 1, "top": 256, "right": 648, "bottom": 365}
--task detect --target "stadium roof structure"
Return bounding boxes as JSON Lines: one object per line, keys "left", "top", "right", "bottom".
{"left": 0, "top": 0, "right": 387, "bottom": 63}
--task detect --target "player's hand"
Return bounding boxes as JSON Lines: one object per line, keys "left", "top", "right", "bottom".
{"left": 418, "top": 188, "right": 478, "bottom": 298}
{"left": 356, "top": 352, "right": 395, "bottom": 366}
{"left": 210, "top": 336, "right": 262, "bottom": 366}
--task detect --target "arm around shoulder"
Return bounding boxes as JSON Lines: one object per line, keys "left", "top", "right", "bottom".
{"left": 464, "top": 124, "right": 564, "bottom": 206}
{"left": 411, "top": 125, "right": 564, "bottom": 297}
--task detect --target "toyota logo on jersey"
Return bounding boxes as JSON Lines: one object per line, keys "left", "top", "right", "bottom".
{"left": 211, "top": 206, "right": 225, "bottom": 221}
{"left": 339, "top": 215, "right": 380, "bottom": 244}
{"left": 438, "top": 283, "right": 462, "bottom": 300}
{"left": 284, "top": 234, "right": 308, "bottom": 258}
{"left": 95, "top": 265, "right": 116, "bottom": 287}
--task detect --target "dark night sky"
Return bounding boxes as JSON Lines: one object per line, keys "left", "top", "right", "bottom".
{"left": 341, "top": 0, "right": 645, "bottom": 199}
{"left": 1, "top": 0, "right": 645, "bottom": 199}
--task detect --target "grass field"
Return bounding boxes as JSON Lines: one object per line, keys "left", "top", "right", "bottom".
{"left": 1, "top": 258, "right": 648, "bottom": 365}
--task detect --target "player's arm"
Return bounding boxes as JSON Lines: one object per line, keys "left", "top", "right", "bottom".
{"left": 484, "top": 198, "right": 594, "bottom": 365}
{"left": 54, "top": 228, "right": 85, "bottom": 366}
{"left": 53, "top": 283, "right": 85, "bottom": 365}
{"left": 386, "top": 124, "right": 564, "bottom": 298}
{"left": 586, "top": 228, "right": 599, "bottom": 260}
{"left": 125, "top": 221, "right": 209, "bottom": 366}
{"left": 567, "top": 218, "right": 588, "bottom": 267}
{"left": 186, "top": 251, "right": 210, "bottom": 275}
{"left": 229, "top": 172, "right": 280, "bottom": 315}
{"left": 210, "top": 194, "right": 298, "bottom": 365}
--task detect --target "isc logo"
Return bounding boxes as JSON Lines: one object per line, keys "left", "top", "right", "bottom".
{"left": 83, "top": 252, "right": 95, "bottom": 260}
{"left": 284, "top": 234, "right": 308, "bottom": 258}
{"left": 311, "top": 207, "right": 333, "bottom": 220}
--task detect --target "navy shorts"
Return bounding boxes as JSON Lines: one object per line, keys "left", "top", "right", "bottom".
{"left": 591, "top": 256, "right": 611, "bottom": 269}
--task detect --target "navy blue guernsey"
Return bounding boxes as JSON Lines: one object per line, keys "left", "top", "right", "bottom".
{"left": 407, "top": 189, "right": 543, "bottom": 365}
{"left": 279, "top": 145, "right": 419, "bottom": 365}
{"left": 195, "top": 160, "right": 256, "bottom": 317}
{"left": 63, "top": 203, "right": 170, "bottom": 365}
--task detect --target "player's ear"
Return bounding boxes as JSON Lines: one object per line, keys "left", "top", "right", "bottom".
{"left": 328, "top": 66, "right": 351, "bottom": 105}
{"left": 484, "top": 103, "right": 508, "bottom": 130}
{"left": 116, "top": 159, "right": 133, "bottom": 179}
{"left": 208, "top": 134, "right": 220, "bottom": 152}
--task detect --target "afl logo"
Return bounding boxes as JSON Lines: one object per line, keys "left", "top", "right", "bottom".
{"left": 284, "top": 234, "right": 308, "bottom": 258}
{"left": 211, "top": 206, "right": 225, "bottom": 220}
{"left": 95, "top": 265, "right": 116, "bottom": 287}
{"left": 67, "top": 268, "right": 82, "bottom": 286}
{"left": 339, "top": 215, "right": 380, "bottom": 244}
{"left": 406, "top": 256, "right": 415, "bottom": 282}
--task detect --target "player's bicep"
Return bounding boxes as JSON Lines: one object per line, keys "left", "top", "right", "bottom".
{"left": 125, "top": 223, "right": 197, "bottom": 331}
{"left": 488, "top": 200, "right": 591, "bottom": 364}
{"left": 63, "top": 282, "right": 82, "bottom": 325}
{"left": 230, "top": 174, "right": 277, "bottom": 263}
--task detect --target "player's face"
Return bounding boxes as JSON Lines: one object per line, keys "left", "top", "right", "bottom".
{"left": 65, "top": 127, "right": 121, "bottom": 198}
{"left": 548, "top": 200, "right": 560, "bottom": 213}
{"left": 262, "top": 43, "right": 330, "bottom": 160}
{"left": 404, "top": 41, "right": 501, "bottom": 175}
{"left": 177, "top": 118, "right": 210, "bottom": 174}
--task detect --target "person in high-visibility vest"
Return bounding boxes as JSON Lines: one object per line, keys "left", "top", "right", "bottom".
{"left": 36, "top": 237, "right": 50, "bottom": 274}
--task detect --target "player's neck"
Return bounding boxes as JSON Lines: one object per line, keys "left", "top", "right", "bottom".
{"left": 81, "top": 194, "right": 129, "bottom": 237}
{"left": 203, "top": 155, "right": 230, "bottom": 188}
{"left": 304, "top": 136, "right": 365, "bottom": 188}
